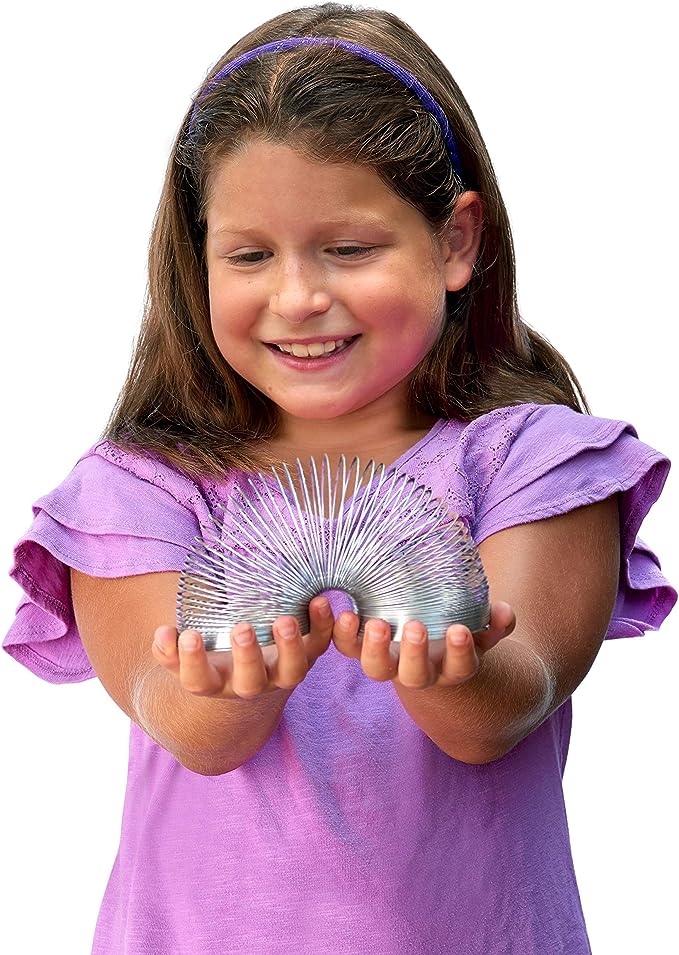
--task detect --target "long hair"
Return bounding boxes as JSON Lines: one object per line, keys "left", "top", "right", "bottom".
{"left": 104, "top": 2, "right": 589, "bottom": 478}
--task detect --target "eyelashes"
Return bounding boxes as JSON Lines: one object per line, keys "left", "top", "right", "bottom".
{"left": 332, "top": 246, "right": 377, "bottom": 257}
{"left": 225, "top": 246, "right": 379, "bottom": 266}
{"left": 226, "top": 251, "right": 271, "bottom": 265}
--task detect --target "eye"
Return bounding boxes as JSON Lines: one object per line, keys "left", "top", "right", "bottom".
{"left": 226, "top": 250, "right": 271, "bottom": 265}
{"left": 331, "top": 245, "right": 377, "bottom": 258}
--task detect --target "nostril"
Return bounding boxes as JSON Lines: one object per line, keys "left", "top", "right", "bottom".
{"left": 269, "top": 287, "right": 332, "bottom": 322}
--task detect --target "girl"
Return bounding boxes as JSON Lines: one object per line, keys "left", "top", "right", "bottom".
{"left": 2, "top": 3, "right": 675, "bottom": 953}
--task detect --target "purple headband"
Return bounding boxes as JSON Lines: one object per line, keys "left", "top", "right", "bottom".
{"left": 188, "top": 36, "right": 464, "bottom": 179}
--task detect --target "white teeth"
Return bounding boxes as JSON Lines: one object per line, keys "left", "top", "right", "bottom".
{"left": 274, "top": 337, "right": 352, "bottom": 357}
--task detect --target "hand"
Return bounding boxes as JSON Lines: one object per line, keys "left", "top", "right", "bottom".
{"left": 332, "top": 601, "right": 516, "bottom": 689}
{"left": 151, "top": 595, "right": 334, "bottom": 699}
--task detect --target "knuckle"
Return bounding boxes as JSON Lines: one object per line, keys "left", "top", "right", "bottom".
{"left": 231, "top": 642, "right": 260, "bottom": 660}
{"left": 362, "top": 663, "right": 395, "bottom": 682}
{"left": 179, "top": 662, "right": 207, "bottom": 693}
{"left": 181, "top": 679, "right": 210, "bottom": 695}
{"left": 233, "top": 683, "right": 267, "bottom": 700}
{"left": 398, "top": 673, "right": 431, "bottom": 689}
{"left": 276, "top": 660, "right": 309, "bottom": 688}
{"left": 313, "top": 618, "right": 334, "bottom": 640}
{"left": 156, "top": 655, "right": 179, "bottom": 674}
{"left": 450, "top": 664, "right": 479, "bottom": 684}
{"left": 331, "top": 628, "right": 353, "bottom": 646}
{"left": 276, "top": 675, "right": 304, "bottom": 690}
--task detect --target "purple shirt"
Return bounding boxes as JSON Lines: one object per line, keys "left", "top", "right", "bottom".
{"left": 4, "top": 403, "right": 676, "bottom": 954}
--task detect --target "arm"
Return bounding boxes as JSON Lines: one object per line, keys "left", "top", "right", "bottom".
{"left": 334, "top": 496, "right": 621, "bottom": 763}
{"left": 71, "top": 570, "right": 332, "bottom": 775}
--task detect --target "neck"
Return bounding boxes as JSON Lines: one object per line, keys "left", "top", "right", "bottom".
{"left": 268, "top": 400, "right": 439, "bottom": 470}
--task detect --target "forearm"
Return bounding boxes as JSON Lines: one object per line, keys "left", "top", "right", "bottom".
{"left": 131, "top": 663, "right": 291, "bottom": 775}
{"left": 394, "top": 637, "right": 556, "bottom": 763}
{"left": 69, "top": 570, "right": 325, "bottom": 775}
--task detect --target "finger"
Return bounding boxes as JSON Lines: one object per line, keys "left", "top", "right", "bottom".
{"left": 270, "top": 616, "right": 309, "bottom": 689}
{"left": 332, "top": 611, "right": 362, "bottom": 659}
{"left": 360, "top": 618, "right": 397, "bottom": 681}
{"left": 397, "top": 621, "right": 435, "bottom": 689}
{"left": 474, "top": 601, "right": 516, "bottom": 653}
{"left": 152, "top": 625, "right": 180, "bottom": 673}
{"left": 176, "top": 630, "right": 224, "bottom": 695}
{"left": 440, "top": 625, "right": 481, "bottom": 686}
{"left": 230, "top": 624, "right": 270, "bottom": 698}
{"left": 304, "top": 596, "right": 334, "bottom": 661}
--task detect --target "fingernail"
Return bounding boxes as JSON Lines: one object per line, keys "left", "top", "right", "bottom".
{"left": 179, "top": 632, "right": 200, "bottom": 651}
{"left": 366, "top": 623, "right": 390, "bottom": 643}
{"left": 232, "top": 626, "right": 255, "bottom": 647}
{"left": 405, "top": 624, "right": 427, "bottom": 644}
{"left": 277, "top": 621, "right": 298, "bottom": 640}
{"left": 317, "top": 598, "right": 332, "bottom": 618}
{"left": 449, "top": 628, "right": 468, "bottom": 647}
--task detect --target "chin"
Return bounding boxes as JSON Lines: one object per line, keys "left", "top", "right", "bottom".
{"left": 282, "top": 403, "right": 350, "bottom": 421}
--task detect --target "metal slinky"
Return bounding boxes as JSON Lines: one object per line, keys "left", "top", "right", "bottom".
{"left": 177, "top": 456, "right": 490, "bottom": 650}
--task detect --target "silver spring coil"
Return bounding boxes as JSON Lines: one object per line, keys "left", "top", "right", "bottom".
{"left": 177, "top": 455, "right": 490, "bottom": 650}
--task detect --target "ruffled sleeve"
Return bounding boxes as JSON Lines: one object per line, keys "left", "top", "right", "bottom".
{"left": 3, "top": 443, "right": 207, "bottom": 684}
{"left": 466, "top": 403, "right": 676, "bottom": 640}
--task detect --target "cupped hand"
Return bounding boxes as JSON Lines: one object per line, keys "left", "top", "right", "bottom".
{"left": 332, "top": 601, "right": 516, "bottom": 689}
{"left": 151, "top": 596, "right": 334, "bottom": 699}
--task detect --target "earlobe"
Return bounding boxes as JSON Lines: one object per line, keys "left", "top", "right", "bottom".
{"left": 442, "top": 191, "right": 483, "bottom": 292}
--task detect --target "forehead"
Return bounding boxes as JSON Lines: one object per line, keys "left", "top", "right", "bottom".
{"left": 205, "top": 140, "right": 428, "bottom": 236}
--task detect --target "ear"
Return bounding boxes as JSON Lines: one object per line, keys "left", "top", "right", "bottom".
{"left": 440, "top": 191, "right": 484, "bottom": 292}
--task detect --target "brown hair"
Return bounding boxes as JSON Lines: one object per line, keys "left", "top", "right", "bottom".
{"left": 104, "top": 2, "right": 590, "bottom": 479}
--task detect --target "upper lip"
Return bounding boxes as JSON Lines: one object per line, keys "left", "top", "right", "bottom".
{"left": 264, "top": 334, "right": 359, "bottom": 345}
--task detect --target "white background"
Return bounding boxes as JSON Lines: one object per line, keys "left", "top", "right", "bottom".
{"left": 0, "top": 1, "right": 676, "bottom": 952}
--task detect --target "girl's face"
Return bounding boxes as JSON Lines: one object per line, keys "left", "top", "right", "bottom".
{"left": 205, "top": 140, "right": 466, "bottom": 426}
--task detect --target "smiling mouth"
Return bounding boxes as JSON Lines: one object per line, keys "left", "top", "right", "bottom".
{"left": 265, "top": 335, "right": 360, "bottom": 358}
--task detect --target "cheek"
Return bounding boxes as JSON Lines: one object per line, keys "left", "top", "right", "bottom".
{"left": 207, "top": 277, "right": 225, "bottom": 337}
{"left": 208, "top": 279, "right": 251, "bottom": 344}
{"left": 207, "top": 300, "right": 245, "bottom": 370}
{"left": 209, "top": 310, "right": 231, "bottom": 356}
{"left": 357, "top": 268, "right": 443, "bottom": 320}
{"left": 380, "top": 277, "right": 447, "bottom": 342}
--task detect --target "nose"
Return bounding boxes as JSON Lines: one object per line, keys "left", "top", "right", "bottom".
{"left": 269, "top": 258, "right": 331, "bottom": 325}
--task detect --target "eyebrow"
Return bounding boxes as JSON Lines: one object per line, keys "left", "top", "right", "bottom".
{"left": 209, "top": 215, "right": 393, "bottom": 238}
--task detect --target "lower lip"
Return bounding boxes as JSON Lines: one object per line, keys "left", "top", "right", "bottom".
{"left": 266, "top": 337, "right": 359, "bottom": 371}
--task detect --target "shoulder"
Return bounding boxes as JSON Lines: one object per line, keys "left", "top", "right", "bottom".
{"left": 45, "top": 440, "right": 234, "bottom": 534}
{"left": 422, "top": 402, "right": 670, "bottom": 546}
{"left": 13, "top": 439, "right": 237, "bottom": 599}
{"left": 3, "top": 440, "right": 236, "bottom": 684}
{"left": 449, "top": 403, "right": 675, "bottom": 639}
{"left": 420, "top": 403, "right": 591, "bottom": 491}
{"left": 454, "top": 402, "right": 635, "bottom": 488}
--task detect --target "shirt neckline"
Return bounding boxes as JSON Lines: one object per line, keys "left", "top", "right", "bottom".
{"left": 385, "top": 417, "right": 453, "bottom": 473}
{"left": 231, "top": 417, "right": 460, "bottom": 510}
